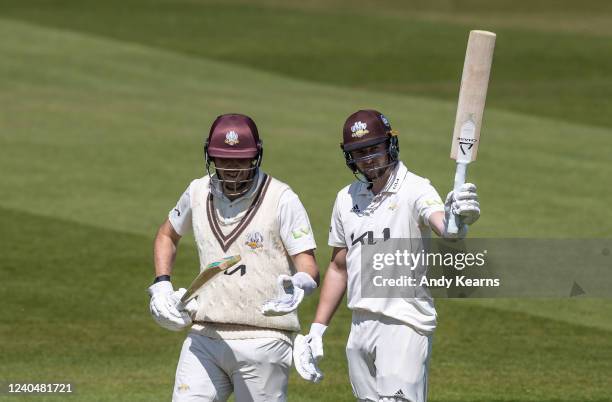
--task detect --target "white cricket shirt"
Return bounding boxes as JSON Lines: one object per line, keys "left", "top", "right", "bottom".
{"left": 328, "top": 162, "right": 444, "bottom": 334}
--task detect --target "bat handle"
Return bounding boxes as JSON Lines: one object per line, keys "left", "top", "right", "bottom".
{"left": 175, "top": 293, "right": 190, "bottom": 312}
{"left": 447, "top": 161, "right": 468, "bottom": 235}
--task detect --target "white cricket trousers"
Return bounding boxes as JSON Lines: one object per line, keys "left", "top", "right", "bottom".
{"left": 346, "top": 311, "right": 432, "bottom": 402}
{"left": 172, "top": 332, "right": 292, "bottom": 402}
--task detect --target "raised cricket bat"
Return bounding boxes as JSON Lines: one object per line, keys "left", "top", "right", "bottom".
{"left": 447, "top": 30, "right": 496, "bottom": 234}
{"left": 177, "top": 254, "right": 241, "bottom": 308}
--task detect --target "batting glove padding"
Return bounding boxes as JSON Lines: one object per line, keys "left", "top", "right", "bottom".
{"left": 148, "top": 281, "right": 194, "bottom": 331}
{"left": 444, "top": 183, "right": 480, "bottom": 238}
{"left": 293, "top": 323, "right": 327, "bottom": 383}
{"left": 260, "top": 272, "right": 315, "bottom": 316}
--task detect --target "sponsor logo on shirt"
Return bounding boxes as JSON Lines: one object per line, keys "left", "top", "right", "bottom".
{"left": 425, "top": 199, "right": 444, "bottom": 207}
{"left": 351, "top": 228, "right": 390, "bottom": 246}
{"left": 292, "top": 226, "right": 311, "bottom": 239}
{"left": 224, "top": 264, "right": 247, "bottom": 276}
{"left": 389, "top": 177, "right": 401, "bottom": 192}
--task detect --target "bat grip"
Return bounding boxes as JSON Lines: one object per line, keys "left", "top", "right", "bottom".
{"left": 447, "top": 162, "right": 468, "bottom": 235}
{"left": 175, "top": 291, "right": 192, "bottom": 312}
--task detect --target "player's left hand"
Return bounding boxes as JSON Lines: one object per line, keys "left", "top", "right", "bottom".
{"left": 445, "top": 183, "right": 480, "bottom": 235}
{"left": 293, "top": 323, "right": 326, "bottom": 383}
{"left": 261, "top": 274, "right": 305, "bottom": 316}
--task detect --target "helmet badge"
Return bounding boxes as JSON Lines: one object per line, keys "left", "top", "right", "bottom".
{"left": 224, "top": 130, "right": 240, "bottom": 146}
{"left": 350, "top": 121, "right": 369, "bottom": 138}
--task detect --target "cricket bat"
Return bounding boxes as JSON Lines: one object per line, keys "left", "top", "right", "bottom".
{"left": 447, "top": 30, "right": 496, "bottom": 235}
{"left": 177, "top": 254, "right": 241, "bottom": 309}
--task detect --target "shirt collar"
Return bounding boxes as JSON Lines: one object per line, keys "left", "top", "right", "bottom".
{"left": 357, "top": 162, "right": 408, "bottom": 195}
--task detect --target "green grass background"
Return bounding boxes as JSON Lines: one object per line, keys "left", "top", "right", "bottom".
{"left": 1, "top": 1, "right": 611, "bottom": 401}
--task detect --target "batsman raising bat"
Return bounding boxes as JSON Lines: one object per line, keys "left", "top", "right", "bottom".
{"left": 147, "top": 113, "right": 319, "bottom": 402}
{"left": 294, "top": 31, "right": 493, "bottom": 402}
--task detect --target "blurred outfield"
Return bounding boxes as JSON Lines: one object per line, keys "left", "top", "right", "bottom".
{"left": 1, "top": 1, "right": 611, "bottom": 401}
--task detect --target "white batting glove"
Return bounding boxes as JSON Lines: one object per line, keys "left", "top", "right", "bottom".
{"left": 293, "top": 323, "right": 327, "bottom": 383}
{"left": 173, "top": 288, "right": 200, "bottom": 316}
{"left": 147, "top": 281, "right": 194, "bottom": 331}
{"left": 444, "top": 183, "right": 480, "bottom": 238}
{"left": 261, "top": 272, "right": 316, "bottom": 316}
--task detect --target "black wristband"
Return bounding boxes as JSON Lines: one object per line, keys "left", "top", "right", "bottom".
{"left": 153, "top": 275, "right": 171, "bottom": 284}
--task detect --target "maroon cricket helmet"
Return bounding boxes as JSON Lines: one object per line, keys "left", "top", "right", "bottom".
{"left": 340, "top": 109, "right": 400, "bottom": 176}
{"left": 341, "top": 109, "right": 395, "bottom": 152}
{"left": 205, "top": 113, "right": 262, "bottom": 159}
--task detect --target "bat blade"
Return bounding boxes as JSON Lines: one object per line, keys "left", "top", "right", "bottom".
{"left": 447, "top": 30, "right": 495, "bottom": 235}
{"left": 180, "top": 254, "right": 241, "bottom": 304}
{"left": 450, "top": 30, "right": 496, "bottom": 163}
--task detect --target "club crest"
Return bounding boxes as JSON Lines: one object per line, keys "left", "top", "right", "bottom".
{"left": 351, "top": 121, "right": 369, "bottom": 138}
{"left": 245, "top": 231, "right": 264, "bottom": 249}
{"left": 224, "top": 130, "right": 240, "bottom": 146}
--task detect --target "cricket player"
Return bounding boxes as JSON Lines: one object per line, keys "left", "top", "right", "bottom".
{"left": 293, "top": 110, "right": 480, "bottom": 402}
{"left": 147, "top": 113, "right": 319, "bottom": 402}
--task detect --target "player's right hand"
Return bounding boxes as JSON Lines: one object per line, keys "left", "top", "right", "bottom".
{"left": 147, "top": 281, "right": 193, "bottom": 331}
{"left": 293, "top": 323, "right": 327, "bottom": 383}
{"left": 173, "top": 288, "right": 199, "bottom": 317}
